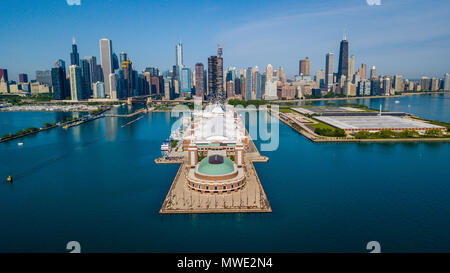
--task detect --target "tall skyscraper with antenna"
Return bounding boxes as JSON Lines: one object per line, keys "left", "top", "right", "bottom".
{"left": 337, "top": 35, "right": 349, "bottom": 82}
{"left": 70, "top": 37, "right": 80, "bottom": 66}
{"left": 176, "top": 43, "right": 183, "bottom": 67}
{"left": 207, "top": 43, "right": 224, "bottom": 100}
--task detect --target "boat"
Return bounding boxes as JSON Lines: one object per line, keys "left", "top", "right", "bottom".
{"left": 7, "top": 175, "right": 13, "bottom": 183}
{"left": 395, "top": 100, "right": 400, "bottom": 104}
{"left": 18, "top": 142, "right": 23, "bottom": 146}
{"left": 161, "top": 143, "right": 169, "bottom": 151}
{"left": 161, "top": 141, "right": 169, "bottom": 151}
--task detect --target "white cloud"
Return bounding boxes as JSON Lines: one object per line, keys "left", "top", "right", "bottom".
{"left": 366, "top": 0, "right": 381, "bottom": 6}
{"left": 66, "top": 0, "right": 81, "bottom": 6}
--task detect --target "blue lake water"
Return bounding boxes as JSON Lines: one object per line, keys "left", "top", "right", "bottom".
{"left": 0, "top": 95, "right": 449, "bottom": 253}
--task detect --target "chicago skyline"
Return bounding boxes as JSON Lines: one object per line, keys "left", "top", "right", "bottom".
{"left": 1, "top": 0, "right": 449, "bottom": 80}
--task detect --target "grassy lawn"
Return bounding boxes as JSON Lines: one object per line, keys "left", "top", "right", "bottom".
{"left": 279, "top": 108, "right": 292, "bottom": 113}
{"left": 309, "top": 121, "right": 336, "bottom": 130}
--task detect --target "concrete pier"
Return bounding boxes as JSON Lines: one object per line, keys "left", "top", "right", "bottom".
{"left": 158, "top": 139, "right": 271, "bottom": 214}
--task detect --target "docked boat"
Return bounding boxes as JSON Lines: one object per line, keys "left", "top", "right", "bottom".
{"left": 7, "top": 175, "right": 13, "bottom": 183}
{"left": 161, "top": 141, "right": 170, "bottom": 151}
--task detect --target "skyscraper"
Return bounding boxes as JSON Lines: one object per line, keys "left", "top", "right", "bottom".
{"left": 444, "top": 73, "right": 450, "bottom": 91}
{"left": 51, "top": 66, "right": 68, "bottom": 100}
{"left": 80, "top": 59, "right": 91, "bottom": 96}
{"left": 360, "top": 64, "right": 367, "bottom": 79}
{"left": 370, "top": 66, "right": 377, "bottom": 80}
{"left": 195, "top": 63, "right": 204, "bottom": 98}
{"left": 69, "top": 65, "right": 83, "bottom": 101}
{"left": 325, "top": 53, "right": 334, "bottom": 89}
{"left": 109, "top": 73, "right": 118, "bottom": 99}
{"left": 207, "top": 45, "right": 224, "bottom": 100}
{"left": 383, "top": 77, "right": 392, "bottom": 95}
{"left": 0, "top": 69, "right": 8, "bottom": 82}
{"left": 420, "top": 77, "right": 431, "bottom": 91}
{"left": 394, "top": 75, "right": 403, "bottom": 92}
{"left": 36, "top": 70, "right": 52, "bottom": 87}
{"left": 70, "top": 37, "right": 80, "bottom": 66}
{"left": 112, "top": 53, "right": 119, "bottom": 71}
{"left": 266, "top": 64, "right": 273, "bottom": 83}
{"left": 119, "top": 52, "right": 127, "bottom": 64}
{"left": 337, "top": 36, "right": 349, "bottom": 81}
{"left": 255, "top": 72, "right": 262, "bottom": 99}
{"left": 180, "top": 67, "right": 191, "bottom": 94}
{"left": 246, "top": 67, "right": 252, "bottom": 100}
{"left": 176, "top": 43, "right": 183, "bottom": 67}
{"left": 348, "top": 55, "right": 355, "bottom": 82}
{"left": 121, "top": 60, "right": 132, "bottom": 97}
{"left": 299, "top": 57, "right": 310, "bottom": 75}
{"left": 85, "top": 56, "right": 98, "bottom": 86}
{"left": 175, "top": 43, "right": 183, "bottom": 81}
{"left": 100, "top": 38, "right": 113, "bottom": 97}
{"left": 93, "top": 81, "right": 105, "bottom": 99}
{"left": 19, "top": 73, "right": 28, "bottom": 83}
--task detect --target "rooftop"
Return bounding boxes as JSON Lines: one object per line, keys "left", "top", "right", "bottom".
{"left": 197, "top": 155, "right": 235, "bottom": 176}
{"left": 315, "top": 115, "right": 445, "bottom": 131}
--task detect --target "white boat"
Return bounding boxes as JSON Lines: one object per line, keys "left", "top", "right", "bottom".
{"left": 18, "top": 142, "right": 23, "bottom": 146}
{"left": 161, "top": 142, "right": 169, "bottom": 151}
{"left": 395, "top": 100, "right": 400, "bottom": 104}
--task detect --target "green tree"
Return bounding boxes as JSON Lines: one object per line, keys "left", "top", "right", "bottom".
{"left": 353, "top": 131, "right": 372, "bottom": 139}
{"left": 398, "top": 130, "right": 419, "bottom": 138}
{"left": 425, "top": 129, "right": 443, "bottom": 137}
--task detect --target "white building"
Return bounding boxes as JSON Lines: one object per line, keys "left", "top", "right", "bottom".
{"left": 264, "top": 81, "right": 278, "bottom": 100}
{"left": 445, "top": 73, "right": 450, "bottom": 91}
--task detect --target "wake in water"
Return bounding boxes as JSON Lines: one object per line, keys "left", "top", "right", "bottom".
{"left": 11, "top": 115, "right": 146, "bottom": 181}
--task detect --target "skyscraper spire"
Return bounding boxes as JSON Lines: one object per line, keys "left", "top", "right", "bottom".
{"left": 72, "top": 36, "right": 76, "bottom": 45}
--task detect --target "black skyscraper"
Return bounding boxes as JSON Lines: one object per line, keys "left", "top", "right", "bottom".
{"left": 207, "top": 45, "right": 224, "bottom": 101}
{"left": 70, "top": 41, "right": 80, "bottom": 66}
{"left": 80, "top": 59, "right": 91, "bottom": 97}
{"left": 337, "top": 37, "right": 348, "bottom": 81}
{"left": 52, "top": 67, "right": 68, "bottom": 100}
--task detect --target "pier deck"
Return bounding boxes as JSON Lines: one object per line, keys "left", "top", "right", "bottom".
{"left": 158, "top": 140, "right": 271, "bottom": 214}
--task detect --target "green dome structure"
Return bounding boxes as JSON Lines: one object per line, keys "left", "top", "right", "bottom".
{"left": 197, "top": 155, "right": 235, "bottom": 176}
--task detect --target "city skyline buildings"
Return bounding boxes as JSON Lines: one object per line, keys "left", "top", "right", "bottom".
{"left": 1, "top": 0, "right": 448, "bottom": 82}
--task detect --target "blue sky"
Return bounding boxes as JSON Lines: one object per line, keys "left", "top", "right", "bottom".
{"left": 0, "top": 0, "right": 449, "bottom": 81}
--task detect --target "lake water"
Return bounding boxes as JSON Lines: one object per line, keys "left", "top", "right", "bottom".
{"left": 0, "top": 95, "right": 449, "bottom": 253}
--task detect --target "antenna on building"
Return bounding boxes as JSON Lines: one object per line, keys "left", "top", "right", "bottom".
{"left": 72, "top": 36, "right": 76, "bottom": 45}
{"left": 217, "top": 41, "right": 223, "bottom": 57}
